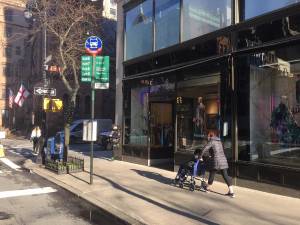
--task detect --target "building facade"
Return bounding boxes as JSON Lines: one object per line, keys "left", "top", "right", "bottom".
{"left": 102, "top": 0, "right": 117, "bottom": 20}
{"left": 116, "top": 0, "right": 300, "bottom": 195}
{"left": 0, "top": 0, "right": 34, "bottom": 134}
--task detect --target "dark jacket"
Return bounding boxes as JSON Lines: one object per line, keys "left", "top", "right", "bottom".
{"left": 200, "top": 137, "right": 228, "bottom": 170}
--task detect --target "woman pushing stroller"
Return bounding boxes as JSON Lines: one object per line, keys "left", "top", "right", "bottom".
{"left": 199, "top": 132, "right": 235, "bottom": 198}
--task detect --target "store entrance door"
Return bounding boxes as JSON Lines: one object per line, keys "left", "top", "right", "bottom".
{"left": 149, "top": 102, "right": 174, "bottom": 170}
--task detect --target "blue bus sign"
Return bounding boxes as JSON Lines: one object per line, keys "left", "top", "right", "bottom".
{"left": 85, "top": 36, "right": 103, "bottom": 55}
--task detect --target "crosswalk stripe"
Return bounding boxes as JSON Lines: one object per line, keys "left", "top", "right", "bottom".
{"left": 0, "top": 158, "right": 21, "bottom": 170}
{"left": 11, "top": 145, "right": 33, "bottom": 149}
{"left": 0, "top": 187, "right": 57, "bottom": 199}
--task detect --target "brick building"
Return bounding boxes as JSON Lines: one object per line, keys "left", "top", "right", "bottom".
{"left": 0, "top": 0, "right": 33, "bottom": 134}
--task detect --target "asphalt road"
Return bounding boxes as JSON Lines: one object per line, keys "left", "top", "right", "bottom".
{"left": 0, "top": 141, "right": 112, "bottom": 225}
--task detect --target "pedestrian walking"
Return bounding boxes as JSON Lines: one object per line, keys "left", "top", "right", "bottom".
{"left": 199, "top": 132, "right": 235, "bottom": 197}
{"left": 30, "top": 126, "right": 41, "bottom": 154}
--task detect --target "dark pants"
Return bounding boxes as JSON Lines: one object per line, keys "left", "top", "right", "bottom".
{"left": 37, "top": 137, "right": 46, "bottom": 165}
{"left": 208, "top": 169, "right": 232, "bottom": 187}
{"left": 32, "top": 138, "right": 38, "bottom": 153}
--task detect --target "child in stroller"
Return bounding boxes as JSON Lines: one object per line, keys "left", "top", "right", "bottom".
{"left": 174, "top": 149, "right": 207, "bottom": 191}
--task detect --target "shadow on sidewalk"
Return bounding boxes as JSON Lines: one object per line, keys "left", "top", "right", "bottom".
{"left": 131, "top": 169, "right": 174, "bottom": 185}
{"left": 70, "top": 145, "right": 113, "bottom": 160}
{"left": 131, "top": 169, "right": 225, "bottom": 196}
{"left": 69, "top": 173, "right": 90, "bottom": 185}
{"left": 87, "top": 171, "right": 219, "bottom": 225}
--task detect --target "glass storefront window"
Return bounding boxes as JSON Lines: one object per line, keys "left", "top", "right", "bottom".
{"left": 154, "top": 0, "right": 180, "bottom": 51}
{"left": 176, "top": 61, "right": 232, "bottom": 159}
{"left": 125, "top": 0, "right": 153, "bottom": 60}
{"left": 243, "top": 0, "right": 300, "bottom": 20}
{"left": 176, "top": 74, "right": 221, "bottom": 150}
{"left": 124, "top": 80, "right": 150, "bottom": 145}
{"left": 237, "top": 45, "right": 300, "bottom": 168}
{"left": 149, "top": 77, "right": 175, "bottom": 148}
{"left": 182, "top": 0, "right": 231, "bottom": 42}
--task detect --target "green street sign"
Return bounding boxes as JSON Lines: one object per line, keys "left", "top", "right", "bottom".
{"left": 81, "top": 56, "right": 92, "bottom": 82}
{"left": 95, "top": 56, "right": 109, "bottom": 82}
{"left": 81, "top": 56, "right": 110, "bottom": 88}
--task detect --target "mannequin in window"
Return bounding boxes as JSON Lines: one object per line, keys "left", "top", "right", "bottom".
{"left": 193, "top": 97, "right": 206, "bottom": 139}
{"left": 270, "top": 96, "right": 299, "bottom": 143}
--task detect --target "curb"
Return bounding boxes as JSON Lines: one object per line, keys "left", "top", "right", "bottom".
{"left": 23, "top": 160, "right": 145, "bottom": 225}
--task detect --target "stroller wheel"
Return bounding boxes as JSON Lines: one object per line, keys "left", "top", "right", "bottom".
{"left": 189, "top": 183, "right": 195, "bottom": 192}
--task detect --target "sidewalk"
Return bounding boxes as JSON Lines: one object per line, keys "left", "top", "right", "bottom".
{"left": 5, "top": 139, "right": 300, "bottom": 225}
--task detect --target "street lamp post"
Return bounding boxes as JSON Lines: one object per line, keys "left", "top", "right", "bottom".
{"left": 42, "top": 13, "right": 47, "bottom": 87}
{"left": 24, "top": 5, "right": 48, "bottom": 163}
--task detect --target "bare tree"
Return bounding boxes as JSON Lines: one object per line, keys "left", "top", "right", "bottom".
{"left": 24, "top": 0, "right": 102, "bottom": 161}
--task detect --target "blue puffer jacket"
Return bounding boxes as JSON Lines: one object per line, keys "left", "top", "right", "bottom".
{"left": 200, "top": 137, "right": 228, "bottom": 170}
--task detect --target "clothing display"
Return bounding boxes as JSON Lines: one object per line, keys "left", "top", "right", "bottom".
{"left": 270, "top": 102, "right": 300, "bottom": 143}
{"left": 193, "top": 97, "right": 206, "bottom": 139}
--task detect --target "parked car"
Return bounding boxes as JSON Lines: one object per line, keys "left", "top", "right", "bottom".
{"left": 56, "top": 119, "right": 112, "bottom": 144}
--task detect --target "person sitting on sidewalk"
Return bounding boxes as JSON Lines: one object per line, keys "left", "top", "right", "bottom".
{"left": 199, "top": 132, "right": 235, "bottom": 198}
{"left": 30, "top": 125, "right": 41, "bottom": 154}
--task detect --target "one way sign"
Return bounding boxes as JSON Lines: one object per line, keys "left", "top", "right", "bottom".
{"left": 34, "top": 87, "right": 56, "bottom": 96}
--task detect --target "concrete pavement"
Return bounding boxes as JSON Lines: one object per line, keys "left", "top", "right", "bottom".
{"left": 3, "top": 138, "right": 300, "bottom": 225}
{"left": 0, "top": 147, "right": 124, "bottom": 225}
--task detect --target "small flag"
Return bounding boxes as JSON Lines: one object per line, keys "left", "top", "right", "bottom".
{"left": 14, "top": 84, "right": 30, "bottom": 107}
{"left": 8, "top": 89, "right": 14, "bottom": 109}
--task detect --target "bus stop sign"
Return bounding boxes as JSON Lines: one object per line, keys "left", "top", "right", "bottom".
{"left": 85, "top": 36, "right": 102, "bottom": 55}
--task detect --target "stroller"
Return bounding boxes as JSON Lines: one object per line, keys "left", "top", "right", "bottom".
{"left": 174, "top": 157, "right": 207, "bottom": 191}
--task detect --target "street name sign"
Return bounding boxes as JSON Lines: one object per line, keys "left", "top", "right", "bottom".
{"left": 34, "top": 87, "right": 56, "bottom": 96}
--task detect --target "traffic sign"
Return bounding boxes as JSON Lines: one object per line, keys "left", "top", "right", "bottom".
{"left": 81, "top": 56, "right": 92, "bottom": 82}
{"left": 94, "top": 82, "right": 109, "bottom": 89}
{"left": 95, "top": 56, "right": 109, "bottom": 83}
{"left": 48, "top": 65, "right": 61, "bottom": 72}
{"left": 34, "top": 87, "right": 56, "bottom": 96}
{"left": 43, "top": 98, "right": 63, "bottom": 112}
{"left": 81, "top": 56, "right": 110, "bottom": 87}
{"left": 45, "top": 54, "right": 52, "bottom": 64}
{"left": 85, "top": 36, "right": 102, "bottom": 55}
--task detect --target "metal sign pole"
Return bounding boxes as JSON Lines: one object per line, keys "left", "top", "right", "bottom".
{"left": 90, "top": 54, "right": 95, "bottom": 185}
{"left": 84, "top": 36, "right": 102, "bottom": 185}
